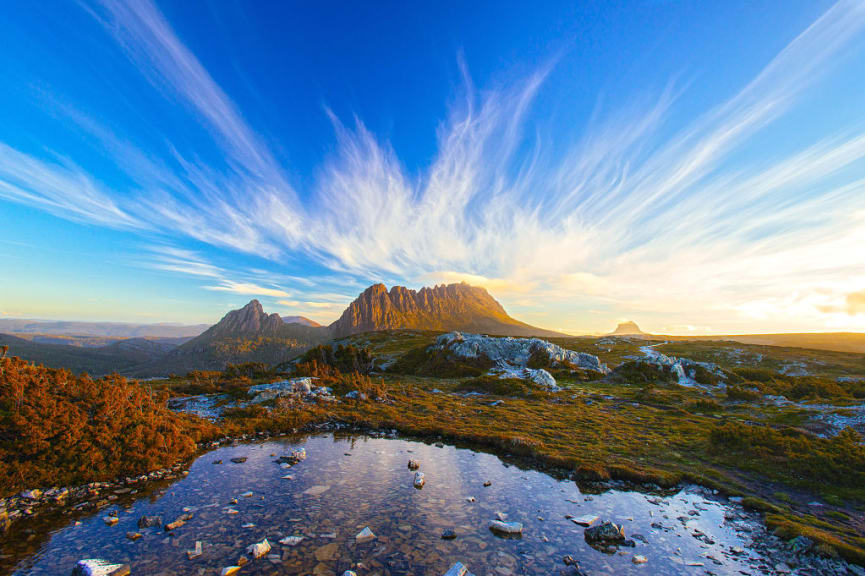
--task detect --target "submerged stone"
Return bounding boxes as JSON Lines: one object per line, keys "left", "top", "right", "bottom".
{"left": 585, "top": 521, "right": 626, "bottom": 544}
{"left": 356, "top": 526, "right": 376, "bottom": 543}
{"left": 71, "top": 559, "right": 130, "bottom": 576}
{"left": 413, "top": 472, "right": 425, "bottom": 488}
{"left": 489, "top": 520, "right": 523, "bottom": 535}
{"left": 246, "top": 538, "right": 271, "bottom": 559}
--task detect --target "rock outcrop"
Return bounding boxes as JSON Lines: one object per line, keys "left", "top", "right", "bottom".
{"left": 329, "top": 283, "right": 562, "bottom": 338}
{"left": 432, "top": 332, "right": 608, "bottom": 390}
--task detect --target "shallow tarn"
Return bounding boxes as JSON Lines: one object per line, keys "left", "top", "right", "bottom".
{"left": 9, "top": 434, "right": 821, "bottom": 575}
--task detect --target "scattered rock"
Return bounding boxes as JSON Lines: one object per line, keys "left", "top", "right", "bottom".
{"left": 441, "top": 528, "right": 457, "bottom": 540}
{"left": 483, "top": 481, "right": 491, "bottom": 487}
{"left": 408, "top": 459, "right": 420, "bottom": 470}
{"left": 633, "top": 555, "right": 647, "bottom": 564}
{"left": 220, "top": 567, "right": 240, "bottom": 576}
{"left": 230, "top": 457, "right": 247, "bottom": 464}
{"left": 102, "top": 516, "right": 118, "bottom": 526}
{"left": 125, "top": 532, "right": 142, "bottom": 541}
{"left": 20, "top": 489, "right": 42, "bottom": 500}
{"left": 413, "top": 472, "right": 425, "bottom": 488}
{"left": 442, "top": 562, "right": 476, "bottom": 576}
{"left": 279, "top": 535, "right": 304, "bottom": 546}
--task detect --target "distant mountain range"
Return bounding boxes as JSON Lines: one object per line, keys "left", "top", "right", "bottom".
{"left": 0, "top": 282, "right": 560, "bottom": 375}
{"left": 0, "top": 318, "right": 208, "bottom": 339}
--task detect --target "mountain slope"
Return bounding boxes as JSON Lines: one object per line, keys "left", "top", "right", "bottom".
{"left": 136, "top": 300, "right": 329, "bottom": 375}
{"left": 329, "top": 283, "right": 563, "bottom": 338}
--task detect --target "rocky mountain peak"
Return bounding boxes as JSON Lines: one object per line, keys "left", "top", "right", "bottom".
{"left": 329, "top": 282, "right": 560, "bottom": 338}
{"left": 611, "top": 321, "right": 645, "bottom": 335}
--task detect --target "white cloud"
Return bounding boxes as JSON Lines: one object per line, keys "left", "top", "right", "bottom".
{"left": 203, "top": 280, "right": 290, "bottom": 298}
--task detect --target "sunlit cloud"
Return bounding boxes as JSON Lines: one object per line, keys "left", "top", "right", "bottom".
{"left": 203, "top": 280, "right": 290, "bottom": 298}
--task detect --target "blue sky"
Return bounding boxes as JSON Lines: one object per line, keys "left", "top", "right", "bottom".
{"left": 2, "top": 0, "right": 865, "bottom": 334}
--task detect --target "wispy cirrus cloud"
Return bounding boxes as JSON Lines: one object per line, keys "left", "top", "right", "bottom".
{"left": 2, "top": 0, "right": 865, "bottom": 332}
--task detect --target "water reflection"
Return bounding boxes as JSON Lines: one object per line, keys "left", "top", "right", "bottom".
{"left": 12, "top": 434, "right": 773, "bottom": 575}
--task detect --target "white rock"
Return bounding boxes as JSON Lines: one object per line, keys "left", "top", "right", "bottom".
{"left": 356, "top": 526, "right": 376, "bottom": 543}
{"left": 279, "top": 535, "right": 304, "bottom": 546}
{"left": 633, "top": 555, "right": 647, "bottom": 564}
{"left": 246, "top": 538, "right": 271, "bottom": 559}
{"left": 220, "top": 567, "right": 240, "bottom": 576}
{"left": 342, "top": 572, "right": 358, "bottom": 576}
{"left": 71, "top": 560, "right": 130, "bottom": 576}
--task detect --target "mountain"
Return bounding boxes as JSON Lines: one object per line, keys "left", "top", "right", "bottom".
{"left": 610, "top": 321, "right": 647, "bottom": 336}
{"left": 282, "top": 315, "right": 321, "bottom": 327}
{"left": 137, "top": 300, "right": 329, "bottom": 375}
{"left": 329, "top": 282, "right": 563, "bottom": 338}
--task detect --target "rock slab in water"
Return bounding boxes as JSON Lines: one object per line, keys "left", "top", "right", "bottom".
{"left": 246, "top": 538, "right": 271, "bottom": 559}
{"left": 220, "top": 568, "right": 240, "bottom": 576}
{"left": 71, "top": 559, "right": 130, "bottom": 576}
{"left": 413, "top": 472, "right": 425, "bottom": 488}
{"left": 489, "top": 520, "right": 523, "bottom": 535}
{"left": 571, "top": 514, "right": 599, "bottom": 526}
{"left": 279, "top": 535, "right": 304, "bottom": 546}
{"left": 356, "top": 526, "right": 376, "bottom": 543}
{"left": 585, "top": 521, "right": 626, "bottom": 544}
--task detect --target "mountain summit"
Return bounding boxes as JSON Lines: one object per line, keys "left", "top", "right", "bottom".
{"left": 329, "top": 282, "right": 561, "bottom": 338}
{"left": 204, "top": 299, "right": 285, "bottom": 336}
{"left": 610, "top": 321, "right": 646, "bottom": 336}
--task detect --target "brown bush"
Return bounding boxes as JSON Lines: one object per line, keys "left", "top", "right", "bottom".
{"left": 0, "top": 356, "right": 216, "bottom": 496}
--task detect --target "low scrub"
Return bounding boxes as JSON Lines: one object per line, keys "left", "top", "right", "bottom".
{"left": 613, "top": 361, "right": 677, "bottom": 386}
{"left": 710, "top": 422, "right": 865, "bottom": 490}
{"left": 454, "top": 375, "right": 546, "bottom": 397}
{"left": 388, "top": 345, "right": 493, "bottom": 378}
{"left": 296, "top": 345, "right": 374, "bottom": 375}
{"left": 0, "top": 355, "right": 216, "bottom": 496}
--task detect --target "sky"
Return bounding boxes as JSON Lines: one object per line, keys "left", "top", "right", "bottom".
{"left": 1, "top": 0, "right": 865, "bottom": 335}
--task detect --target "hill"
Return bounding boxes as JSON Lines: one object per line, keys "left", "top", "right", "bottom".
{"left": 137, "top": 300, "right": 329, "bottom": 375}
{"left": 672, "top": 332, "right": 865, "bottom": 354}
{"left": 0, "top": 333, "right": 179, "bottom": 375}
{"left": 329, "top": 283, "right": 562, "bottom": 338}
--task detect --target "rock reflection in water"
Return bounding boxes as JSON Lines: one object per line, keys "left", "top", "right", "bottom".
{"left": 14, "top": 434, "right": 773, "bottom": 575}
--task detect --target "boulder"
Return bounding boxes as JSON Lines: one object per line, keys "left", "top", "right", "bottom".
{"left": 71, "top": 559, "right": 130, "bottom": 576}
{"left": 585, "top": 521, "right": 625, "bottom": 544}
{"left": 408, "top": 459, "right": 420, "bottom": 470}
